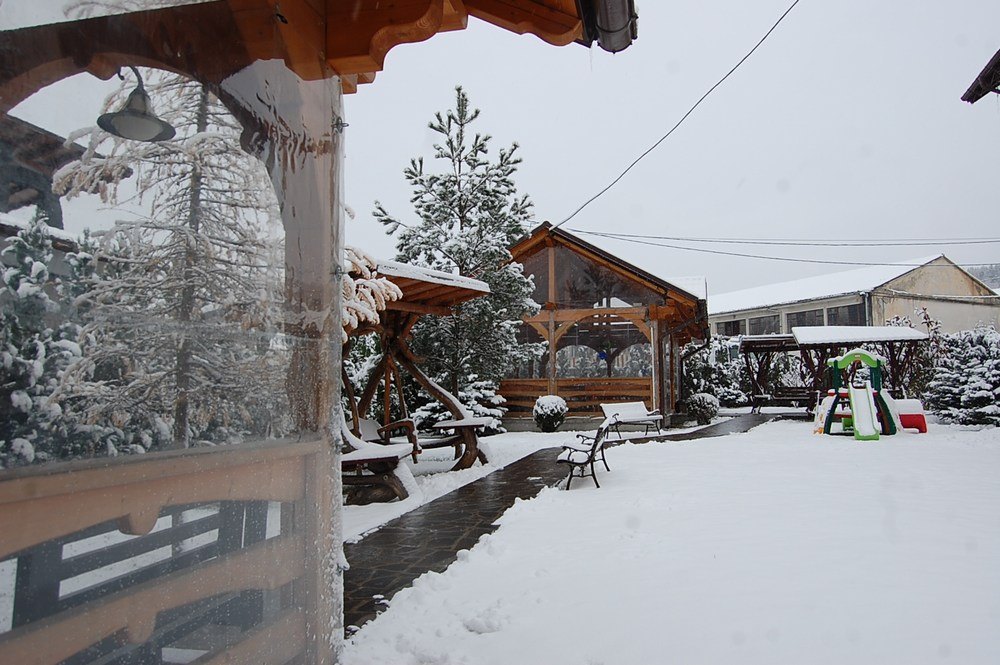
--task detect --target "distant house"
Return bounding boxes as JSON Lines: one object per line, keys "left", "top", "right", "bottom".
{"left": 709, "top": 255, "right": 1000, "bottom": 335}
{"left": 502, "top": 223, "right": 709, "bottom": 418}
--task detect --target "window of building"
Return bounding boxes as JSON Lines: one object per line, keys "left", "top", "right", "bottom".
{"left": 716, "top": 320, "right": 746, "bottom": 336}
{"left": 786, "top": 309, "right": 824, "bottom": 329}
{"left": 827, "top": 303, "right": 865, "bottom": 326}
{"left": 748, "top": 314, "right": 780, "bottom": 335}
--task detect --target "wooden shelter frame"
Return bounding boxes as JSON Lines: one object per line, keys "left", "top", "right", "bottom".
{"left": 503, "top": 223, "right": 709, "bottom": 417}
{"left": 344, "top": 262, "right": 490, "bottom": 471}
{"left": 739, "top": 328, "right": 929, "bottom": 400}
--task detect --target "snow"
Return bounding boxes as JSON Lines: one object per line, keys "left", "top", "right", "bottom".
{"left": 532, "top": 395, "right": 567, "bottom": 417}
{"left": 376, "top": 259, "right": 490, "bottom": 294}
{"left": 0, "top": 212, "right": 77, "bottom": 244}
{"left": 663, "top": 275, "right": 708, "bottom": 300}
{"left": 344, "top": 421, "right": 1000, "bottom": 665}
{"left": 710, "top": 255, "right": 943, "bottom": 315}
{"left": 342, "top": 431, "right": 576, "bottom": 542}
{"left": 793, "top": 325, "right": 928, "bottom": 346}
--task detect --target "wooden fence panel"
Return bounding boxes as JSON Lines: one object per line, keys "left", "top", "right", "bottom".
{"left": 0, "top": 439, "right": 324, "bottom": 665}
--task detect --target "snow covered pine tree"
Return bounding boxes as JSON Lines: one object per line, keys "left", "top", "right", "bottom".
{"left": 0, "top": 217, "right": 82, "bottom": 466}
{"left": 375, "top": 86, "right": 541, "bottom": 432}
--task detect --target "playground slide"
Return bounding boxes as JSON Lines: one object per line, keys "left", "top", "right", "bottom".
{"left": 848, "top": 382, "right": 880, "bottom": 441}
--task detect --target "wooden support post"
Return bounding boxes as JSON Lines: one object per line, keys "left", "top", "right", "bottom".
{"left": 221, "top": 60, "right": 344, "bottom": 664}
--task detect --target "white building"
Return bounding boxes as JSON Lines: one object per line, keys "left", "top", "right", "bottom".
{"left": 710, "top": 255, "right": 1000, "bottom": 336}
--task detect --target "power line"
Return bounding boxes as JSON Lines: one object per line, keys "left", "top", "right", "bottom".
{"left": 566, "top": 228, "right": 1000, "bottom": 247}
{"left": 554, "top": 0, "right": 803, "bottom": 229}
{"left": 578, "top": 230, "right": 1000, "bottom": 268}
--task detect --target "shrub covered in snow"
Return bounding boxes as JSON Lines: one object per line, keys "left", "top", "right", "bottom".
{"left": 532, "top": 395, "right": 568, "bottom": 432}
{"left": 925, "top": 326, "right": 1000, "bottom": 426}
{"left": 682, "top": 337, "right": 750, "bottom": 407}
{"left": 685, "top": 392, "right": 720, "bottom": 426}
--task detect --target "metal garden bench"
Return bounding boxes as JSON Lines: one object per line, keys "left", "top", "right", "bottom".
{"left": 557, "top": 418, "right": 613, "bottom": 489}
{"left": 600, "top": 401, "right": 663, "bottom": 437}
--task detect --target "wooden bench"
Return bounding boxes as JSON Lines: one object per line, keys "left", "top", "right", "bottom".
{"left": 752, "top": 386, "right": 819, "bottom": 413}
{"left": 557, "top": 418, "right": 613, "bottom": 489}
{"left": 357, "top": 417, "right": 420, "bottom": 462}
{"left": 600, "top": 401, "right": 663, "bottom": 437}
{"left": 341, "top": 422, "right": 413, "bottom": 504}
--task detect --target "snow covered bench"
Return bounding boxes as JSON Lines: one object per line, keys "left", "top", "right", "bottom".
{"left": 342, "top": 421, "right": 414, "bottom": 504}
{"left": 751, "top": 386, "right": 819, "bottom": 414}
{"left": 357, "top": 417, "right": 420, "bottom": 462}
{"left": 557, "top": 417, "right": 613, "bottom": 489}
{"left": 600, "top": 401, "right": 663, "bottom": 437}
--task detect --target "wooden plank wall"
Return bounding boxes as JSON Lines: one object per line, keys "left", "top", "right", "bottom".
{"left": 501, "top": 377, "right": 654, "bottom": 416}
{"left": 0, "top": 440, "right": 324, "bottom": 665}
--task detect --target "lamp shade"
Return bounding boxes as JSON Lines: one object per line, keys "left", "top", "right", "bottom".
{"left": 97, "top": 84, "right": 175, "bottom": 142}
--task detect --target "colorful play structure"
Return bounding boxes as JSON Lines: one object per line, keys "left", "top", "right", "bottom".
{"left": 815, "top": 348, "right": 928, "bottom": 440}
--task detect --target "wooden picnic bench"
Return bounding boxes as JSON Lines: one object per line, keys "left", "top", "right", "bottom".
{"left": 557, "top": 418, "right": 613, "bottom": 489}
{"left": 751, "top": 386, "right": 819, "bottom": 414}
{"left": 600, "top": 401, "right": 663, "bottom": 437}
{"left": 341, "top": 421, "right": 413, "bottom": 504}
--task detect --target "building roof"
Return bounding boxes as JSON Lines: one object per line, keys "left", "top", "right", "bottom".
{"left": 962, "top": 48, "right": 1000, "bottom": 104}
{"left": 791, "top": 325, "right": 927, "bottom": 347}
{"left": 377, "top": 259, "right": 490, "bottom": 312}
{"left": 512, "top": 222, "right": 705, "bottom": 305}
{"left": 709, "top": 256, "right": 943, "bottom": 315}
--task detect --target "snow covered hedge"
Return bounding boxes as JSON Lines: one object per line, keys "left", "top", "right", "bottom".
{"left": 532, "top": 395, "right": 568, "bottom": 432}
{"left": 685, "top": 392, "right": 720, "bottom": 426}
{"left": 925, "top": 326, "right": 1000, "bottom": 427}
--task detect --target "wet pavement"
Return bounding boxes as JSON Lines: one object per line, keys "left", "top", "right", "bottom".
{"left": 342, "top": 412, "right": 774, "bottom": 630}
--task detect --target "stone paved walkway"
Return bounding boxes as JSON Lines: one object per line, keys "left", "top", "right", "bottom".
{"left": 342, "top": 412, "right": 774, "bottom": 629}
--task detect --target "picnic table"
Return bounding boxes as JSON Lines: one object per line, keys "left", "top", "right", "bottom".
{"left": 431, "top": 416, "right": 493, "bottom": 471}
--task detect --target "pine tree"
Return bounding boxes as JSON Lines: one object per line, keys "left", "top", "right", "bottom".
{"left": 0, "top": 216, "right": 82, "bottom": 466}
{"left": 925, "top": 326, "right": 1000, "bottom": 426}
{"left": 54, "top": 70, "right": 283, "bottom": 450}
{"left": 375, "top": 86, "right": 541, "bottom": 423}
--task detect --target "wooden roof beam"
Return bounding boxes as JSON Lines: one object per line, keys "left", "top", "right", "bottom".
{"left": 465, "top": 0, "right": 582, "bottom": 46}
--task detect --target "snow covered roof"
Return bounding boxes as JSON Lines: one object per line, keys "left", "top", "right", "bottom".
{"left": 376, "top": 260, "right": 489, "bottom": 294}
{"left": 792, "top": 326, "right": 928, "bottom": 346}
{"left": 661, "top": 276, "right": 707, "bottom": 301}
{"left": 709, "top": 256, "right": 943, "bottom": 315}
{"left": 0, "top": 212, "right": 79, "bottom": 248}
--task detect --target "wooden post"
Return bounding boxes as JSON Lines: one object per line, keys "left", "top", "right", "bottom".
{"left": 220, "top": 60, "right": 344, "bottom": 664}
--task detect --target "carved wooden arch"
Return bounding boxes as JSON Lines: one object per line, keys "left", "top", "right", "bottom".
{"left": 551, "top": 310, "right": 652, "bottom": 348}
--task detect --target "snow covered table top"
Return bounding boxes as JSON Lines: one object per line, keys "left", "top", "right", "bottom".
{"left": 432, "top": 417, "right": 494, "bottom": 429}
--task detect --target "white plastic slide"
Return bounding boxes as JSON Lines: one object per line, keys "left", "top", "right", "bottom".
{"left": 848, "top": 381, "right": 880, "bottom": 441}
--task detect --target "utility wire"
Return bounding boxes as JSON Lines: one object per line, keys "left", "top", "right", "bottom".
{"left": 554, "top": 0, "right": 803, "bottom": 229}
{"left": 580, "top": 230, "right": 1000, "bottom": 268}
{"left": 566, "top": 228, "right": 1000, "bottom": 247}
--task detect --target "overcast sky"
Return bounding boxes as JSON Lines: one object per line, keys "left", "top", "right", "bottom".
{"left": 7, "top": 0, "right": 1000, "bottom": 295}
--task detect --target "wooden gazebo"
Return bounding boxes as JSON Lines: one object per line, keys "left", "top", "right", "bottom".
{"left": 345, "top": 260, "right": 491, "bottom": 471}
{"left": 502, "top": 223, "right": 709, "bottom": 418}
{"left": 0, "top": 2, "right": 638, "bottom": 663}
{"left": 740, "top": 326, "right": 929, "bottom": 407}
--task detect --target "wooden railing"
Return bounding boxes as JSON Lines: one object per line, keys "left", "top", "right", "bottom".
{"left": 0, "top": 438, "right": 332, "bottom": 665}
{"left": 501, "top": 377, "right": 653, "bottom": 416}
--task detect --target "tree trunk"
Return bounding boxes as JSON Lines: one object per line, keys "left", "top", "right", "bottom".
{"left": 171, "top": 85, "right": 210, "bottom": 449}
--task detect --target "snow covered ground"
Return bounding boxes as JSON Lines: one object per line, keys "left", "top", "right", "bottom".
{"left": 344, "top": 419, "right": 727, "bottom": 541}
{"left": 343, "top": 420, "right": 1000, "bottom": 665}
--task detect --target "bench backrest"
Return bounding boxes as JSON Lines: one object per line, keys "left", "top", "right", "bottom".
{"left": 600, "top": 401, "right": 650, "bottom": 419}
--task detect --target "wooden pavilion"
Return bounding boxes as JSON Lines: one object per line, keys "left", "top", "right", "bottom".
{"left": 740, "top": 326, "right": 929, "bottom": 409}
{"left": 344, "top": 260, "right": 491, "bottom": 471}
{"left": 0, "top": 2, "right": 639, "bottom": 663}
{"left": 502, "top": 222, "right": 709, "bottom": 418}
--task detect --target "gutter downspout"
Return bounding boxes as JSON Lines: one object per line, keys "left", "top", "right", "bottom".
{"left": 579, "top": 0, "right": 638, "bottom": 53}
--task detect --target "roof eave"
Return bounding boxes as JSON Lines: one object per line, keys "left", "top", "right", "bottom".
{"left": 962, "top": 48, "right": 1000, "bottom": 104}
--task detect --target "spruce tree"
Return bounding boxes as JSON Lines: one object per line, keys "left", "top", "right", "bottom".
{"left": 375, "top": 86, "right": 541, "bottom": 426}
{"left": 0, "top": 217, "right": 82, "bottom": 465}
